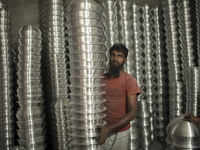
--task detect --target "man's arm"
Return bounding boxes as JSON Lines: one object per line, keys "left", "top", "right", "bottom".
{"left": 97, "top": 94, "right": 138, "bottom": 144}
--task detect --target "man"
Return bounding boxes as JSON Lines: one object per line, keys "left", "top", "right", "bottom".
{"left": 97, "top": 43, "right": 141, "bottom": 150}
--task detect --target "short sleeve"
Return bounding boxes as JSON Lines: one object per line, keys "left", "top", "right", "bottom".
{"left": 126, "top": 75, "right": 141, "bottom": 96}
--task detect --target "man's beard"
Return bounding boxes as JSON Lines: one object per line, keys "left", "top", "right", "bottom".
{"left": 108, "top": 61, "right": 124, "bottom": 78}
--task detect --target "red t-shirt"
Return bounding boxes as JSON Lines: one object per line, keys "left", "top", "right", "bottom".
{"left": 102, "top": 72, "right": 141, "bottom": 132}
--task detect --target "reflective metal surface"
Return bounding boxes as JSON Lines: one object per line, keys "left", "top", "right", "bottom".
{"left": 166, "top": 115, "right": 200, "bottom": 149}
{"left": 16, "top": 25, "right": 47, "bottom": 149}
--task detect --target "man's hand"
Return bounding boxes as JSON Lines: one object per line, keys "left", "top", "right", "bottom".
{"left": 96, "top": 125, "right": 111, "bottom": 144}
{"left": 184, "top": 114, "right": 200, "bottom": 123}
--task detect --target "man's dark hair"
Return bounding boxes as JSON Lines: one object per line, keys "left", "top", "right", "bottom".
{"left": 109, "top": 43, "right": 128, "bottom": 58}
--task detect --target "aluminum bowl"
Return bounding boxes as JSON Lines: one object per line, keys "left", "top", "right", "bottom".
{"left": 65, "top": 10, "right": 103, "bottom": 21}
{"left": 17, "top": 79, "right": 41, "bottom": 88}
{"left": 18, "top": 46, "right": 42, "bottom": 54}
{"left": 10, "top": 146, "right": 25, "bottom": 150}
{"left": 18, "top": 38, "right": 42, "bottom": 46}
{"left": 17, "top": 100, "right": 44, "bottom": 108}
{"left": 42, "top": 4, "right": 64, "bottom": 11}
{"left": 0, "top": 9, "right": 10, "bottom": 17}
{"left": 42, "top": 36, "right": 65, "bottom": 43}
{"left": 42, "top": 21, "right": 65, "bottom": 28}
{"left": 17, "top": 88, "right": 42, "bottom": 97}
{"left": 69, "top": 92, "right": 104, "bottom": 102}
{"left": 68, "top": 52, "right": 105, "bottom": 61}
{"left": 0, "top": 24, "right": 9, "bottom": 31}
{"left": 17, "top": 64, "right": 41, "bottom": 72}
{"left": 17, "top": 128, "right": 46, "bottom": 139}
{"left": 68, "top": 76, "right": 104, "bottom": 85}
{"left": 18, "top": 54, "right": 41, "bottom": 63}
{"left": 42, "top": 26, "right": 64, "bottom": 32}
{"left": 66, "top": 26, "right": 104, "bottom": 36}
{"left": 16, "top": 108, "right": 44, "bottom": 121}
{"left": 18, "top": 25, "right": 41, "bottom": 38}
{"left": 68, "top": 127, "right": 100, "bottom": 137}
{"left": 166, "top": 115, "right": 200, "bottom": 148}
{"left": 42, "top": 31, "right": 65, "bottom": 38}
{"left": 67, "top": 0, "right": 103, "bottom": 12}
{"left": 67, "top": 35, "right": 105, "bottom": 44}
{"left": 69, "top": 136, "right": 97, "bottom": 145}
{"left": 65, "top": 18, "right": 104, "bottom": 28}
{"left": 0, "top": 17, "right": 10, "bottom": 24}
{"left": 68, "top": 68, "right": 104, "bottom": 76}
{"left": 67, "top": 61, "right": 105, "bottom": 68}
{"left": 17, "top": 71, "right": 41, "bottom": 79}
{"left": 68, "top": 84, "right": 104, "bottom": 94}
{"left": 17, "top": 135, "right": 46, "bottom": 145}
{"left": 68, "top": 144, "right": 102, "bottom": 150}
{"left": 66, "top": 44, "right": 105, "bottom": 52}
{"left": 42, "top": 0, "right": 64, "bottom": 6}
{"left": 68, "top": 111, "right": 106, "bottom": 121}
{"left": 68, "top": 101, "right": 105, "bottom": 113}
{"left": 47, "top": 47, "right": 66, "bottom": 53}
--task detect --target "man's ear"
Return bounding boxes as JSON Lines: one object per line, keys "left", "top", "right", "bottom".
{"left": 125, "top": 58, "right": 127, "bottom": 63}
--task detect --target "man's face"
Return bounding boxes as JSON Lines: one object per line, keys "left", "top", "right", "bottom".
{"left": 109, "top": 50, "right": 127, "bottom": 67}
{"left": 108, "top": 50, "right": 127, "bottom": 78}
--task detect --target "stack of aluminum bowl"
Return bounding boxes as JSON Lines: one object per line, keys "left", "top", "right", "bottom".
{"left": 65, "top": 0, "right": 106, "bottom": 149}
{"left": 169, "top": 82, "right": 184, "bottom": 120}
{"left": 102, "top": 0, "right": 118, "bottom": 71}
{"left": 162, "top": 0, "right": 185, "bottom": 121}
{"left": 41, "top": 0, "right": 68, "bottom": 149}
{"left": 154, "top": 6, "right": 168, "bottom": 140}
{"left": 186, "top": 67, "right": 200, "bottom": 117}
{"left": 16, "top": 25, "right": 46, "bottom": 150}
{"left": 130, "top": 119, "right": 139, "bottom": 150}
{"left": 0, "top": 1, "right": 15, "bottom": 149}
{"left": 144, "top": 5, "right": 158, "bottom": 141}
{"left": 196, "top": 0, "right": 200, "bottom": 66}
{"left": 165, "top": 115, "right": 200, "bottom": 150}
{"left": 137, "top": 100, "right": 152, "bottom": 150}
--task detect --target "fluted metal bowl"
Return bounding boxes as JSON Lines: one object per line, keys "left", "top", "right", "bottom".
{"left": 68, "top": 52, "right": 105, "bottom": 61}
{"left": 67, "top": 35, "right": 105, "bottom": 44}
{"left": 68, "top": 76, "right": 104, "bottom": 85}
{"left": 18, "top": 25, "right": 41, "bottom": 38}
{"left": 66, "top": 26, "right": 104, "bottom": 36}
{"left": 68, "top": 68, "right": 104, "bottom": 76}
{"left": 68, "top": 127, "right": 100, "bottom": 137}
{"left": 68, "top": 84, "right": 104, "bottom": 94}
{"left": 67, "top": 61, "right": 105, "bottom": 68}
{"left": 67, "top": 0, "right": 103, "bottom": 12}
{"left": 18, "top": 46, "right": 42, "bottom": 54}
{"left": 65, "top": 10, "right": 102, "bottom": 21}
{"left": 65, "top": 19, "right": 104, "bottom": 28}
{"left": 66, "top": 44, "right": 105, "bottom": 52}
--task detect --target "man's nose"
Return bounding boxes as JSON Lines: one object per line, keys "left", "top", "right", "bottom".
{"left": 114, "top": 56, "right": 118, "bottom": 60}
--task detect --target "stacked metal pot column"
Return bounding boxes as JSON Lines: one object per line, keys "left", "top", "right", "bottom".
{"left": 186, "top": 67, "right": 200, "bottom": 117}
{"left": 16, "top": 25, "right": 46, "bottom": 149}
{"left": 65, "top": 0, "right": 106, "bottom": 149}
{"left": 0, "top": 1, "right": 14, "bottom": 149}
{"left": 41, "top": 0, "right": 68, "bottom": 149}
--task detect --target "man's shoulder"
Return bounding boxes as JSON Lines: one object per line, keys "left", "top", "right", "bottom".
{"left": 123, "top": 72, "right": 136, "bottom": 80}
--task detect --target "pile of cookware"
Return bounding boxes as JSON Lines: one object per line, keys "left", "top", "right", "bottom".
{"left": 65, "top": 0, "right": 106, "bottom": 149}
{"left": 16, "top": 25, "right": 47, "bottom": 149}
{"left": 137, "top": 100, "right": 152, "bottom": 150}
{"left": 186, "top": 67, "right": 200, "bottom": 117}
{"left": 0, "top": 1, "right": 15, "bottom": 149}
{"left": 41, "top": 0, "right": 68, "bottom": 149}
